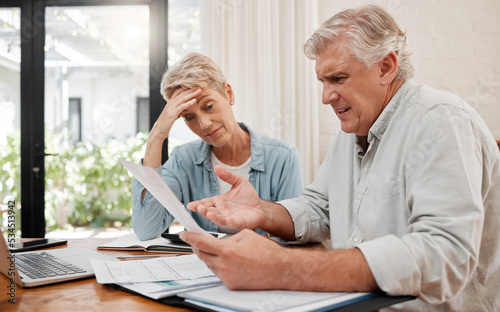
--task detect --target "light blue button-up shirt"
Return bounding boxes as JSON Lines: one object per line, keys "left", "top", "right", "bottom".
{"left": 279, "top": 81, "right": 500, "bottom": 311}
{"left": 132, "top": 123, "right": 303, "bottom": 240}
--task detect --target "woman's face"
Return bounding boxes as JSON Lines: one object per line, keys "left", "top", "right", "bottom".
{"left": 179, "top": 84, "right": 237, "bottom": 147}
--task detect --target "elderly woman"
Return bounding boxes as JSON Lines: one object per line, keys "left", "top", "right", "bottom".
{"left": 132, "top": 52, "right": 303, "bottom": 240}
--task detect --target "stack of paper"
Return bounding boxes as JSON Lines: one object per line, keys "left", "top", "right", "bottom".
{"left": 90, "top": 254, "right": 222, "bottom": 299}
{"left": 117, "top": 276, "right": 222, "bottom": 300}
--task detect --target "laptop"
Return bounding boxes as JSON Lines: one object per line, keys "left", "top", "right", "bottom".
{"left": 0, "top": 228, "right": 113, "bottom": 287}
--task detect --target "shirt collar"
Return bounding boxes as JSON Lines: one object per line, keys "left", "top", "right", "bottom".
{"left": 366, "top": 79, "right": 416, "bottom": 143}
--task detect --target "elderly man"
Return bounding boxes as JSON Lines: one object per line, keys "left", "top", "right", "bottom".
{"left": 180, "top": 4, "right": 500, "bottom": 311}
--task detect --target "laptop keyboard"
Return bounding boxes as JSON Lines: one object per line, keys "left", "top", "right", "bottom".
{"left": 15, "top": 252, "right": 87, "bottom": 279}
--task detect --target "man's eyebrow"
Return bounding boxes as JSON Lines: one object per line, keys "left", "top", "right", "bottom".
{"left": 317, "top": 72, "right": 336, "bottom": 81}
{"left": 317, "top": 70, "right": 348, "bottom": 80}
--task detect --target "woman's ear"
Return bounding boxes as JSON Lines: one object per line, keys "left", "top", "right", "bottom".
{"left": 225, "top": 83, "right": 235, "bottom": 105}
{"left": 379, "top": 51, "right": 398, "bottom": 86}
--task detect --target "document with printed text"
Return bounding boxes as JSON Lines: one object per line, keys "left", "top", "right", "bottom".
{"left": 91, "top": 254, "right": 215, "bottom": 284}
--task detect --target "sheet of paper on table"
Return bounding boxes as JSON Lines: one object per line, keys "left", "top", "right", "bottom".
{"left": 90, "top": 254, "right": 214, "bottom": 284}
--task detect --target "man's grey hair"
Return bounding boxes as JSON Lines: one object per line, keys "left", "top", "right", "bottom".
{"left": 304, "top": 4, "right": 414, "bottom": 80}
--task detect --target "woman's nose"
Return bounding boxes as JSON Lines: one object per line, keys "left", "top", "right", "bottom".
{"left": 198, "top": 115, "right": 212, "bottom": 129}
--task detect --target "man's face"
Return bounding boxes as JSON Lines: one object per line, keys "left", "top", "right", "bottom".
{"left": 315, "top": 40, "right": 388, "bottom": 136}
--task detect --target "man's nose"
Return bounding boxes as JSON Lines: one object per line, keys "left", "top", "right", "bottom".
{"left": 322, "top": 83, "right": 340, "bottom": 104}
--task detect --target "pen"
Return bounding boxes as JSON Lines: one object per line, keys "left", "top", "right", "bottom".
{"left": 117, "top": 254, "right": 180, "bottom": 260}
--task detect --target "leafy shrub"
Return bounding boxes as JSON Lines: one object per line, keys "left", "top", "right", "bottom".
{"left": 1, "top": 129, "right": 149, "bottom": 232}
{"left": 0, "top": 130, "right": 21, "bottom": 235}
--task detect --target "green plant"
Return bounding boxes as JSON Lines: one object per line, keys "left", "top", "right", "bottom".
{"left": 0, "top": 129, "right": 150, "bottom": 232}
{"left": 45, "top": 130, "right": 149, "bottom": 230}
{"left": 0, "top": 129, "right": 21, "bottom": 236}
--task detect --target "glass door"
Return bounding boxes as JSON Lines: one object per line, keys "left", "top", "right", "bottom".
{"left": 43, "top": 5, "right": 151, "bottom": 233}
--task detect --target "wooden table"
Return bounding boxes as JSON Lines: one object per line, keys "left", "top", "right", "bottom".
{"left": 0, "top": 237, "right": 194, "bottom": 312}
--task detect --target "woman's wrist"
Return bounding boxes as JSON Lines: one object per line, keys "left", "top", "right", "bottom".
{"left": 148, "top": 127, "right": 169, "bottom": 143}
{"left": 143, "top": 134, "right": 167, "bottom": 168}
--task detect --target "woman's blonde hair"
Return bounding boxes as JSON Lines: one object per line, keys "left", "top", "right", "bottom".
{"left": 304, "top": 4, "right": 414, "bottom": 80}
{"left": 160, "top": 52, "right": 227, "bottom": 101}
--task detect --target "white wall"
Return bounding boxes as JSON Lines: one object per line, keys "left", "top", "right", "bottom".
{"left": 315, "top": 0, "right": 500, "bottom": 161}
{"left": 68, "top": 76, "right": 149, "bottom": 144}
{"left": 45, "top": 74, "right": 148, "bottom": 145}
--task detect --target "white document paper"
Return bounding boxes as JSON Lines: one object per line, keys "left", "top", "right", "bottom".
{"left": 91, "top": 254, "right": 215, "bottom": 284}
{"left": 116, "top": 276, "right": 222, "bottom": 300}
{"left": 180, "top": 285, "right": 374, "bottom": 312}
{"left": 131, "top": 275, "right": 221, "bottom": 294}
{"left": 119, "top": 159, "right": 208, "bottom": 235}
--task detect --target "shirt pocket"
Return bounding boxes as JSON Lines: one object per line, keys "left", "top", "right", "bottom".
{"left": 376, "top": 179, "right": 400, "bottom": 201}
{"left": 366, "top": 185, "right": 406, "bottom": 236}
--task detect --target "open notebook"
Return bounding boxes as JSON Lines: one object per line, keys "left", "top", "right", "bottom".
{"left": 97, "top": 232, "right": 193, "bottom": 253}
{"left": 0, "top": 228, "right": 112, "bottom": 287}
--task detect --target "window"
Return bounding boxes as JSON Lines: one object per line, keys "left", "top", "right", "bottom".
{"left": 0, "top": 0, "right": 201, "bottom": 237}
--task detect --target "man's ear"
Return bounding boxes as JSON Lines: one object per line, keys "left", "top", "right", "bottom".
{"left": 379, "top": 51, "right": 398, "bottom": 86}
{"left": 225, "top": 83, "right": 235, "bottom": 105}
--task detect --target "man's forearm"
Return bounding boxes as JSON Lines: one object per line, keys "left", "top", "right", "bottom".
{"left": 260, "top": 200, "right": 296, "bottom": 240}
{"left": 278, "top": 247, "right": 380, "bottom": 292}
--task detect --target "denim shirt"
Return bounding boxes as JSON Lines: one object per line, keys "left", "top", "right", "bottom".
{"left": 132, "top": 123, "right": 303, "bottom": 240}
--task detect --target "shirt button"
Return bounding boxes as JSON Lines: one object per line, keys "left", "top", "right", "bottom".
{"left": 353, "top": 236, "right": 359, "bottom": 242}
{"left": 356, "top": 193, "right": 362, "bottom": 199}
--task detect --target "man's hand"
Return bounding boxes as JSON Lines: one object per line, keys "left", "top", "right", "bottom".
{"left": 180, "top": 230, "right": 291, "bottom": 290}
{"left": 187, "top": 166, "right": 266, "bottom": 229}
